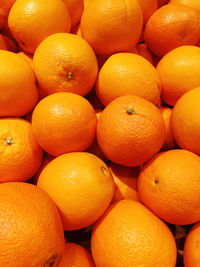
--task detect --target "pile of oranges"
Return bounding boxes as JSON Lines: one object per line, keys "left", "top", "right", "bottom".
{"left": 1, "top": 0, "right": 200, "bottom": 266}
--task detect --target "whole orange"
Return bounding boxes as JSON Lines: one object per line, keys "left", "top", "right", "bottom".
{"left": 171, "top": 87, "right": 200, "bottom": 154}
{"left": 97, "top": 95, "right": 165, "bottom": 167}
{"left": 80, "top": 0, "right": 143, "bottom": 55}
{"left": 8, "top": 0, "right": 71, "bottom": 53}
{"left": 157, "top": 45, "right": 200, "bottom": 106}
{"left": 37, "top": 152, "right": 114, "bottom": 230}
{"left": 58, "top": 242, "right": 94, "bottom": 267}
{"left": 62, "top": 0, "right": 84, "bottom": 27}
{"left": 159, "top": 106, "right": 175, "bottom": 150}
{"left": 32, "top": 92, "right": 97, "bottom": 156}
{"left": 138, "top": 149, "right": 200, "bottom": 225}
{"left": 184, "top": 222, "right": 200, "bottom": 267}
{"left": 0, "top": 118, "right": 43, "bottom": 183}
{"left": 91, "top": 200, "right": 177, "bottom": 267}
{"left": 144, "top": 3, "right": 200, "bottom": 57}
{"left": 109, "top": 162, "right": 140, "bottom": 202}
{"left": 33, "top": 33, "right": 98, "bottom": 96}
{"left": 0, "top": 50, "right": 38, "bottom": 117}
{"left": 0, "top": 182, "right": 65, "bottom": 267}
{"left": 95, "top": 53, "right": 161, "bottom": 106}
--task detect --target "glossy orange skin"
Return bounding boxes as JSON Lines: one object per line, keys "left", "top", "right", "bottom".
{"left": 138, "top": 149, "right": 200, "bottom": 225}
{"left": 58, "top": 243, "right": 95, "bottom": 267}
{"left": 0, "top": 118, "right": 43, "bottom": 182}
{"left": 33, "top": 33, "right": 98, "bottom": 96}
{"left": 37, "top": 152, "right": 115, "bottom": 230}
{"left": 184, "top": 222, "right": 200, "bottom": 267}
{"left": 171, "top": 87, "right": 200, "bottom": 154}
{"left": 0, "top": 50, "right": 38, "bottom": 117}
{"left": 97, "top": 95, "right": 165, "bottom": 167}
{"left": 170, "top": 0, "right": 200, "bottom": 13}
{"left": 157, "top": 45, "right": 200, "bottom": 106}
{"left": 32, "top": 92, "right": 97, "bottom": 156}
{"left": 144, "top": 4, "right": 200, "bottom": 57}
{"left": 95, "top": 53, "right": 161, "bottom": 106}
{"left": 8, "top": 0, "right": 71, "bottom": 53}
{"left": 91, "top": 200, "right": 177, "bottom": 267}
{"left": 80, "top": 0, "right": 143, "bottom": 55}
{"left": 0, "top": 182, "right": 65, "bottom": 267}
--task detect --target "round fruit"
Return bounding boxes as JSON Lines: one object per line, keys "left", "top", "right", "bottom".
{"left": 91, "top": 200, "right": 177, "bottom": 267}
{"left": 144, "top": 3, "right": 200, "bottom": 57}
{"left": 37, "top": 152, "right": 114, "bottom": 230}
{"left": 32, "top": 92, "right": 97, "bottom": 156}
{"left": 0, "top": 50, "right": 38, "bottom": 117}
{"left": 0, "top": 182, "right": 65, "bottom": 267}
{"left": 95, "top": 53, "right": 161, "bottom": 106}
{"left": 138, "top": 149, "right": 200, "bottom": 225}
{"left": 58, "top": 242, "right": 94, "bottom": 267}
{"left": 184, "top": 222, "right": 200, "bottom": 267}
{"left": 157, "top": 45, "right": 200, "bottom": 106}
{"left": 0, "top": 118, "right": 43, "bottom": 182}
{"left": 33, "top": 33, "right": 98, "bottom": 96}
{"left": 97, "top": 95, "right": 165, "bottom": 167}
{"left": 8, "top": 0, "right": 71, "bottom": 53}
{"left": 80, "top": 0, "right": 143, "bottom": 55}
{"left": 171, "top": 87, "right": 200, "bottom": 154}
{"left": 109, "top": 162, "right": 140, "bottom": 202}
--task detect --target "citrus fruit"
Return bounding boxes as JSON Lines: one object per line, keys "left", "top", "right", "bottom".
{"left": 0, "top": 182, "right": 65, "bottom": 267}
{"left": 32, "top": 92, "right": 97, "bottom": 156}
{"left": 62, "top": 0, "right": 84, "bottom": 27}
{"left": 97, "top": 95, "right": 165, "bottom": 167}
{"left": 138, "top": 149, "right": 200, "bottom": 225}
{"left": 138, "top": 0, "right": 158, "bottom": 25}
{"left": 91, "top": 200, "right": 177, "bottom": 267}
{"left": 37, "top": 152, "right": 114, "bottom": 230}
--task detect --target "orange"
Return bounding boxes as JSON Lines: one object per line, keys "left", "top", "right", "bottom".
{"left": 80, "top": 0, "right": 143, "bottom": 55}
{"left": 159, "top": 106, "right": 175, "bottom": 150}
{"left": 138, "top": 0, "right": 158, "bottom": 25}
{"left": 184, "top": 222, "right": 200, "bottom": 267}
{"left": 138, "top": 149, "right": 200, "bottom": 225}
{"left": 156, "top": 45, "right": 200, "bottom": 106}
{"left": 0, "top": 118, "right": 43, "bottom": 183}
{"left": 37, "top": 152, "right": 114, "bottom": 230}
{"left": 170, "top": 0, "right": 200, "bottom": 13}
{"left": 95, "top": 53, "right": 161, "bottom": 106}
{"left": 0, "top": 50, "right": 38, "bottom": 117}
{"left": 32, "top": 92, "right": 97, "bottom": 156}
{"left": 87, "top": 109, "right": 108, "bottom": 162}
{"left": 8, "top": 0, "right": 71, "bottom": 54}
{"left": 33, "top": 33, "right": 98, "bottom": 96}
{"left": 62, "top": 0, "right": 84, "bottom": 27}
{"left": 58, "top": 242, "right": 94, "bottom": 267}
{"left": 91, "top": 200, "right": 177, "bottom": 267}
{"left": 0, "top": 34, "right": 7, "bottom": 50}
{"left": 97, "top": 95, "right": 165, "bottom": 167}
{"left": 109, "top": 162, "right": 140, "bottom": 202}
{"left": 0, "top": 182, "right": 65, "bottom": 267}
{"left": 144, "top": 4, "right": 200, "bottom": 57}
{"left": 171, "top": 87, "right": 200, "bottom": 155}
{"left": 130, "top": 42, "right": 153, "bottom": 64}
